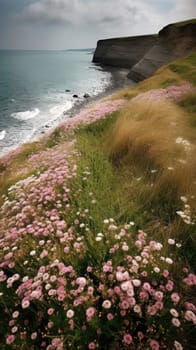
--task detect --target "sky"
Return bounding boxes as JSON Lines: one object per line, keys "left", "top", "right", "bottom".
{"left": 0, "top": 0, "right": 196, "bottom": 50}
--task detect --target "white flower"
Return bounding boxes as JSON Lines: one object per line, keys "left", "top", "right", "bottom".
{"left": 184, "top": 310, "right": 196, "bottom": 324}
{"left": 168, "top": 238, "right": 175, "bottom": 245}
{"left": 30, "top": 250, "right": 36, "bottom": 256}
{"left": 180, "top": 196, "right": 187, "bottom": 203}
{"left": 129, "top": 221, "right": 135, "bottom": 226}
{"left": 122, "top": 244, "right": 129, "bottom": 251}
{"left": 102, "top": 300, "right": 111, "bottom": 309}
{"left": 11, "top": 326, "right": 18, "bottom": 333}
{"left": 76, "top": 277, "right": 87, "bottom": 286}
{"left": 22, "top": 276, "right": 29, "bottom": 282}
{"left": 133, "top": 305, "right": 141, "bottom": 313}
{"left": 95, "top": 236, "right": 102, "bottom": 241}
{"left": 172, "top": 317, "right": 181, "bottom": 327}
{"left": 154, "top": 267, "right": 160, "bottom": 273}
{"left": 22, "top": 300, "right": 30, "bottom": 309}
{"left": 170, "top": 308, "right": 179, "bottom": 317}
{"left": 97, "top": 233, "right": 103, "bottom": 237}
{"left": 174, "top": 340, "right": 183, "bottom": 350}
{"left": 165, "top": 257, "right": 173, "bottom": 264}
{"left": 132, "top": 279, "right": 141, "bottom": 287}
{"left": 66, "top": 309, "right": 74, "bottom": 318}
{"left": 12, "top": 311, "right": 19, "bottom": 319}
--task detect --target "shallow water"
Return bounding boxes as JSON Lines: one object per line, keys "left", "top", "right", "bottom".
{"left": 0, "top": 49, "right": 112, "bottom": 156}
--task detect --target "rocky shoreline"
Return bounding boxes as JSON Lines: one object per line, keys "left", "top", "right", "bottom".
{"left": 30, "top": 67, "right": 134, "bottom": 140}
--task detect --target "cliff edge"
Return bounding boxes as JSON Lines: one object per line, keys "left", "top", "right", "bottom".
{"left": 93, "top": 19, "right": 196, "bottom": 81}
{"left": 93, "top": 35, "right": 157, "bottom": 68}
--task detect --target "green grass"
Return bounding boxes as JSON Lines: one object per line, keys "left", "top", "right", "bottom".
{"left": 169, "top": 53, "right": 196, "bottom": 85}
{"left": 159, "top": 78, "right": 178, "bottom": 88}
{"left": 178, "top": 91, "right": 196, "bottom": 127}
{"left": 174, "top": 18, "right": 196, "bottom": 27}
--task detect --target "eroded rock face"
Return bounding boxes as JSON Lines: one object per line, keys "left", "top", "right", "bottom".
{"left": 93, "top": 35, "right": 157, "bottom": 68}
{"left": 128, "top": 22, "right": 196, "bottom": 81}
{"left": 93, "top": 21, "right": 196, "bottom": 82}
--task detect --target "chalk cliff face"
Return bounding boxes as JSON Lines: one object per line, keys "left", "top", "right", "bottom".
{"left": 128, "top": 22, "right": 196, "bottom": 81}
{"left": 93, "top": 35, "right": 157, "bottom": 68}
{"left": 93, "top": 21, "right": 196, "bottom": 81}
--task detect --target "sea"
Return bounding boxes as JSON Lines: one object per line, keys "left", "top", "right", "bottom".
{"left": 0, "top": 49, "right": 112, "bottom": 157}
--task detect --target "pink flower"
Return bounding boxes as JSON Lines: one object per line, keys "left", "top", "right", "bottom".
{"left": 51, "top": 338, "right": 61, "bottom": 347}
{"left": 121, "top": 300, "right": 129, "bottom": 310}
{"left": 87, "top": 266, "right": 92, "bottom": 272}
{"left": 155, "top": 301, "right": 163, "bottom": 310}
{"left": 184, "top": 310, "right": 196, "bottom": 323}
{"left": 149, "top": 339, "right": 160, "bottom": 350}
{"left": 47, "top": 308, "right": 55, "bottom": 315}
{"left": 185, "top": 302, "right": 196, "bottom": 311}
{"left": 154, "top": 291, "right": 163, "bottom": 301}
{"left": 6, "top": 335, "right": 15, "bottom": 345}
{"left": 21, "top": 299, "right": 30, "bottom": 309}
{"left": 31, "top": 332, "right": 37, "bottom": 340}
{"left": 143, "top": 282, "right": 151, "bottom": 291}
{"left": 88, "top": 342, "right": 96, "bottom": 349}
{"left": 171, "top": 293, "right": 180, "bottom": 304}
{"left": 120, "top": 310, "right": 126, "bottom": 316}
{"left": 107, "top": 313, "right": 114, "bottom": 320}
{"left": 174, "top": 340, "right": 183, "bottom": 350}
{"left": 163, "top": 269, "right": 169, "bottom": 278}
{"left": 86, "top": 307, "right": 96, "bottom": 319}
{"left": 166, "top": 280, "right": 174, "bottom": 291}
{"left": 137, "top": 332, "right": 144, "bottom": 340}
{"left": 64, "top": 246, "right": 70, "bottom": 254}
{"left": 123, "top": 333, "right": 133, "bottom": 345}
{"left": 172, "top": 318, "right": 181, "bottom": 327}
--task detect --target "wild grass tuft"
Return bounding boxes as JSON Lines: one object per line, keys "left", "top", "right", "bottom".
{"left": 105, "top": 97, "right": 196, "bottom": 261}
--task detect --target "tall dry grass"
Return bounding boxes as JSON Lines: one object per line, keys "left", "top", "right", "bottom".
{"left": 106, "top": 97, "right": 196, "bottom": 228}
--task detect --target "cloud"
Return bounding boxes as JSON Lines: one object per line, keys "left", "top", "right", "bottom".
{"left": 169, "top": 0, "right": 196, "bottom": 21}
{"left": 4, "top": 0, "right": 196, "bottom": 50}
{"left": 16, "top": 0, "right": 163, "bottom": 28}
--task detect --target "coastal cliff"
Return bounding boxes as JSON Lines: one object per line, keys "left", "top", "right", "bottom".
{"left": 93, "top": 20, "right": 196, "bottom": 81}
{"left": 93, "top": 35, "right": 157, "bottom": 68}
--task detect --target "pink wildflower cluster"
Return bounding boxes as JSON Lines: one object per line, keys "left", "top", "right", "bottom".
{"left": 133, "top": 83, "right": 195, "bottom": 102}
{"left": 0, "top": 98, "right": 195, "bottom": 349}
{"left": 60, "top": 99, "right": 125, "bottom": 132}
{"left": 0, "top": 190, "right": 195, "bottom": 350}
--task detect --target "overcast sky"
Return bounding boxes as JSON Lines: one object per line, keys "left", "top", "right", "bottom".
{"left": 0, "top": 0, "right": 195, "bottom": 50}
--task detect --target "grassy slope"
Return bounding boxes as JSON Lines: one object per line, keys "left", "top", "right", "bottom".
{"left": 0, "top": 53, "right": 196, "bottom": 261}
{"left": 0, "top": 52, "right": 195, "bottom": 349}
{"left": 76, "top": 51, "right": 196, "bottom": 267}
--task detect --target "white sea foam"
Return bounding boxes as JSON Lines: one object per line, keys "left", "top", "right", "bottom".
{"left": 49, "top": 101, "right": 73, "bottom": 117}
{"left": 11, "top": 108, "right": 40, "bottom": 121}
{"left": 0, "top": 130, "right": 6, "bottom": 140}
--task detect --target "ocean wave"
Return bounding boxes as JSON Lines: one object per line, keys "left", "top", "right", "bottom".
{"left": 49, "top": 101, "right": 73, "bottom": 117}
{"left": 0, "top": 130, "right": 6, "bottom": 140}
{"left": 11, "top": 108, "right": 40, "bottom": 121}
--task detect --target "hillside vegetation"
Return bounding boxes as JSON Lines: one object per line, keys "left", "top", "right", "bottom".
{"left": 0, "top": 52, "right": 195, "bottom": 349}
